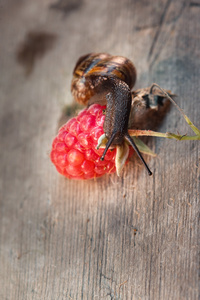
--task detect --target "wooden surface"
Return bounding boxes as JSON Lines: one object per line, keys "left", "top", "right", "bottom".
{"left": 0, "top": 0, "right": 199, "bottom": 299}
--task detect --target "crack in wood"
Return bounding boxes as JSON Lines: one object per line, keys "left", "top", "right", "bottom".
{"left": 148, "top": 0, "right": 188, "bottom": 69}
{"left": 148, "top": 0, "right": 172, "bottom": 61}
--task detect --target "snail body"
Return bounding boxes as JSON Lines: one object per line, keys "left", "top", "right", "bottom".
{"left": 71, "top": 53, "right": 152, "bottom": 175}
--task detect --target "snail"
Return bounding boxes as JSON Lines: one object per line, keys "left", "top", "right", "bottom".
{"left": 71, "top": 53, "right": 153, "bottom": 175}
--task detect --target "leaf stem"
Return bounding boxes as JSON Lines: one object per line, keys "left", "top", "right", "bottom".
{"left": 128, "top": 129, "right": 200, "bottom": 141}
{"left": 150, "top": 83, "right": 200, "bottom": 135}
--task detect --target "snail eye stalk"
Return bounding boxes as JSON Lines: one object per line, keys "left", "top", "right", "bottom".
{"left": 125, "top": 134, "right": 152, "bottom": 176}
{"left": 100, "top": 132, "right": 117, "bottom": 161}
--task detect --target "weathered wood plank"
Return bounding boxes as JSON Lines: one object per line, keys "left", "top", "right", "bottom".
{"left": 0, "top": 0, "right": 199, "bottom": 299}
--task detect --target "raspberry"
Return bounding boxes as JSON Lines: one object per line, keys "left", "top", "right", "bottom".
{"left": 50, "top": 104, "right": 132, "bottom": 180}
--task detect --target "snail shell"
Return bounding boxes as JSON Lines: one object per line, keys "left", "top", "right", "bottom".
{"left": 71, "top": 53, "right": 137, "bottom": 105}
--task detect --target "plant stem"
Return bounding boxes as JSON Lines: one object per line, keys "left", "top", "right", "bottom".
{"left": 150, "top": 83, "right": 200, "bottom": 135}
{"left": 128, "top": 129, "right": 200, "bottom": 141}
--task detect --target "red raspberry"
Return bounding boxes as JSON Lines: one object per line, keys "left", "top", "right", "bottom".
{"left": 50, "top": 104, "right": 132, "bottom": 180}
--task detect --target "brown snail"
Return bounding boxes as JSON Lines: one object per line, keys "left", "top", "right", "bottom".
{"left": 71, "top": 53, "right": 153, "bottom": 175}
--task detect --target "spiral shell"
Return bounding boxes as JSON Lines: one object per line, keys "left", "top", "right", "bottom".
{"left": 71, "top": 53, "right": 137, "bottom": 105}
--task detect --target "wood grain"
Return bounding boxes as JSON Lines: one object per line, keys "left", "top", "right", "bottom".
{"left": 0, "top": 0, "right": 199, "bottom": 299}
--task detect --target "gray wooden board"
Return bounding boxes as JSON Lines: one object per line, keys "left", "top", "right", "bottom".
{"left": 0, "top": 0, "right": 199, "bottom": 299}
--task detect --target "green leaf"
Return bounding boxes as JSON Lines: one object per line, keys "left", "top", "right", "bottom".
{"left": 132, "top": 137, "right": 156, "bottom": 157}
{"left": 183, "top": 115, "right": 200, "bottom": 136}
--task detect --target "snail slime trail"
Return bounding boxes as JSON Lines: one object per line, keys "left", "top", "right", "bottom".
{"left": 71, "top": 53, "right": 152, "bottom": 176}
